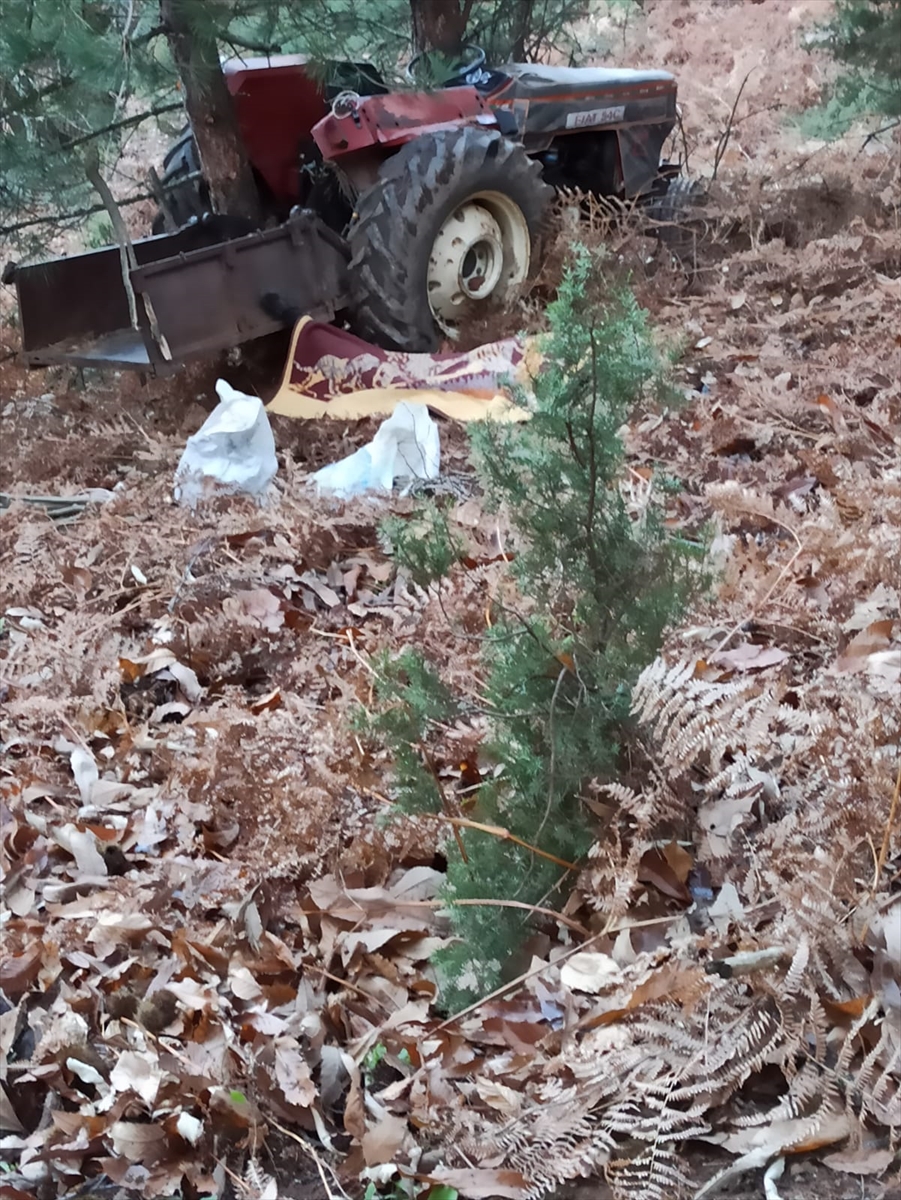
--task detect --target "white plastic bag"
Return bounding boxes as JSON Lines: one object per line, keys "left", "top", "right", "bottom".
{"left": 311, "top": 402, "right": 440, "bottom": 499}
{"left": 174, "top": 380, "right": 278, "bottom": 509}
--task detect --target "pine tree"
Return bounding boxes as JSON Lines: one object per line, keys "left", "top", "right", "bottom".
{"left": 160, "top": 0, "right": 263, "bottom": 221}
{"left": 0, "top": 1, "right": 169, "bottom": 235}
{"left": 808, "top": 0, "right": 901, "bottom": 136}
{"left": 409, "top": 0, "right": 591, "bottom": 68}
{"left": 410, "top": 0, "right": 469, "bottom": 54}
{"left": 366, "top": 246, "right": 708, "bottom": 1010}
{"left": 0, "top": 1, "right": 412, "bottom": 244}
{"left": 1, "top": 0, "right": 596, "bottom": 248}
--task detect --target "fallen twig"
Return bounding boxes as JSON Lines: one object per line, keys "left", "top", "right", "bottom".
{"left": 0, "top": 491, "right": 107, "bottom": 524}
{"left": 266, "top": 1117, "right": 351, "bottom": 1200}
{"left": 310, "top": 893, "right": 588, "bottom": 936}
{"left": 368, "top": 789, "right": 577, "bottom": 870}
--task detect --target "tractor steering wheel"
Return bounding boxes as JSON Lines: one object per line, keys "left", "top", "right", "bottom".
{"left": 404, "top": 44, "right": 487, "bottom": 89}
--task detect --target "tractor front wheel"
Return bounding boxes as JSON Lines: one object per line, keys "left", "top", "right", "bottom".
{"left": 347, "top": 127, "right": 552, "bottom": 351}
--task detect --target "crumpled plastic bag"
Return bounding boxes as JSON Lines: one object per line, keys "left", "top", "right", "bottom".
{"left": 174, "top": 380, "right": 278, "bottom": 509}
{"left": 311, "top": 402, "right": 440, "bottom": 499}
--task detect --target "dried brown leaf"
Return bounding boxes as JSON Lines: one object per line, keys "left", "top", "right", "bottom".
{"left": 109, "top": 1119, "right": 168, "bottom": 1162}
{"left": 710, "top": 643, "right": 789, "bottom": 672}
{"left": 300, "top": 571, "right": 341, "bottom": 608}
{"left": 638, "top": 846, "right": 692, "bottom": 902}
{"left": 361, "top": 1112, "right": 408, "bottom": 1166}
{"left": 421, "top": 1167, "right": 531, "bottom": 1199}
{"left": 110, "top": 1049, "right": 163, "bottom": 1106}
{"left": 222, "top": 588, "right": 285, "bottom": 632}
{"left": 835, "top": 619, "right": 894, "bottom": 671}
{"left": 274, "top": 1039, "right": 317, "bottom": 1110}
{"left": 823, "top": 1146, "right": 895, "bottom": 1175}
{"left": 0, "top": 946, "right": 43, "bottom": 997}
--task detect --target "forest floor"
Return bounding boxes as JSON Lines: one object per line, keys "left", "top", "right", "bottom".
{"left": 1, "top": 2, "right": 899, "bottom": 1199}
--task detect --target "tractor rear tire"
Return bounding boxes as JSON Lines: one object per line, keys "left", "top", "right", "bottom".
{"left": 150, "top": 129, "right": 210, "bottom": 235}
{"left": 347, "top": 127, "right": 553, "bottom": 351}
{"left": 645, "top": 176, "right": 709, "bottom": 262}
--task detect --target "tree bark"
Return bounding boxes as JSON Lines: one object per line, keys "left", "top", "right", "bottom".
{"left": 410, "top": 0, "right": 470, "bottom": 55}
{"left": 509, "top": 0, "right": 536, "bottom": 60}
{"left": 159, "top": 0, "right": 261, "bottom": 222}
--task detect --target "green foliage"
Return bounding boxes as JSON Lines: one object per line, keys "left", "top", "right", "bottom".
{"left": 805, "top": 0, "right": 901, "bottom": 137}
{"left": 1, "top": 0, "right": 591, "bottom": 245}
{"left": 362, "top": 1041, "right": 388, "bottom": 1076}
{"left": 381, "top": 505, "right": 464, "bottom": 590}
{"left": 354, "top": 647, "right": 457, "bottom": 817}
{"left": 364, "top": 247, "right": 707, "bottom": 1011}
{"left": 0, "top": 0, "right": 165, "bottom": 224}
{"left": 83, "top": 213, "right": 114, "bottom": 249}
{"left": 363, "top": 1182, "right": 456, "bottom": 1200}
{"left": 0, "top": 1, "right": 413, "bottom": 236}
{"left": 466, "top": 0, "right": 591, "bottom": 64}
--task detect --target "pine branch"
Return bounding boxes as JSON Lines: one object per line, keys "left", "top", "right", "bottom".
{"left": 0, "top": 77, "right": 74, "bottom": 121}
{"left": 60, "top": 102, "right": 184, "bottom": 151}
{"left": 132, "top": 23, "right": 167, "bottom": 46}
{"left": 0, "top": 192, "right": 156, "bottom": 237}
{"left": 217, "top": 31, "right": 282, "bottom": 54}
{"left": 85, "top": 150, "right": 139, "bottom": 332}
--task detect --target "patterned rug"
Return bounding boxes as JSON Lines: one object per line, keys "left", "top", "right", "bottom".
{"left": 266, "top": 316, "right": 537, "bottom": 423}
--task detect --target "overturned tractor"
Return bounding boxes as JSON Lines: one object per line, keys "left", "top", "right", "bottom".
{"left": 13, "top": 47, "right": 699, "bottom": 372}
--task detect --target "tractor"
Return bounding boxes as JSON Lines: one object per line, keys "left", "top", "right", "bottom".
{"left": 12, "top": 45, "right": 695, "bottom": 373}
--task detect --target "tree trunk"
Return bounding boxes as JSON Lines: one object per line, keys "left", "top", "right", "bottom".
{"left": 159, "top": 0, "right": 262, "bottom": 222}
{"left": 509, "top": 0, "right": 536, "bottom": 60}
{"left": 410, "top": 0, "right": 469, "bottom": 55}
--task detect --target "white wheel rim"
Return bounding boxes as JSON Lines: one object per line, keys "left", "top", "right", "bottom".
{"left": 426, "top": 190, "right": 531, "bottom": 337}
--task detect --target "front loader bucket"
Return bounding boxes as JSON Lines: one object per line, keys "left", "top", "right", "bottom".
{"left": 13, "top": 212, "right": 350, "bottom": 375}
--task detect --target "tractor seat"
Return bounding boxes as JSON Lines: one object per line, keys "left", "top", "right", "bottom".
{"left": 493, "top": 63, "right": 675, "bottom": 101}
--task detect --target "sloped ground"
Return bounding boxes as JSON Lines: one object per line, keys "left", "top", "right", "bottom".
{"left": 2, "top": 3, "right": 900, "bottom": 1199}
{"left": 3, "top": 175, "right": 898, "bottom": 1199}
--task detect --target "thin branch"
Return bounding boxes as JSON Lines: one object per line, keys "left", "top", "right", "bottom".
{"left": 434, "top": 910, "right": 697, "bottom": 1031}
{"left": 147, "top": 165, "right": 176, "bottom": 233}
{"left": 860, "top": 117, "right": 901, "bottom": 153}
{"left": 418, "top": 741, "right": 469, "bottom": 864}
{"left": 311, "top": 892, "right": 588, "bottom": 936}
{"left": 217, "top": 31, "right": 282, "bottom": 54}
{"left": 712, "top": 68, "right": 755, "bottom": 182}
{"left": 584, "top": 325, "right": 604, "bottom": 594}
{"left": 875, "top": 762, "right": 901, "bottom": 892}
{"left": 711, "top": 510, "right": 803, "bottom": 656}
{"left": 266, "top": 1117, "right": 351, "bottom": 1200}
{"left": 85, "top": 152, "right": 139, "bottom": 332}
{"left": 448, "top": 817, "right": 576, "bottom": 872}
{"left": 60, "top": 102, "right": 183, "bottom": 151}
{"left": 860, "top": 762, "right": 901, "bottom": 942}
{"left": 452, "top": 897, "right": 588, "bottom": 936}
{"left": 535, "top": 665, "right": 568, "bottom": 844}
{"left": 675, "top": 107, "right": 691, "bottom": 174}
{"left": 434, "top": 925, "right": 609, "bottom": 1031}
{"left": 132, "top": 22, "right": 167, "bottom": 46}
{"left": 0, "top": 78, "right": 74, "bottom": 121}
{"left": 367, "top": 791, "right": 578, "bottom": 871}
{"left": 1, "top": 191, "right": 156, "bottom": 237}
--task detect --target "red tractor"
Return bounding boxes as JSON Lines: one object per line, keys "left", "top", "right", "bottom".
{"left": 13, "top": 47, "right": 694, "bottom": 372}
